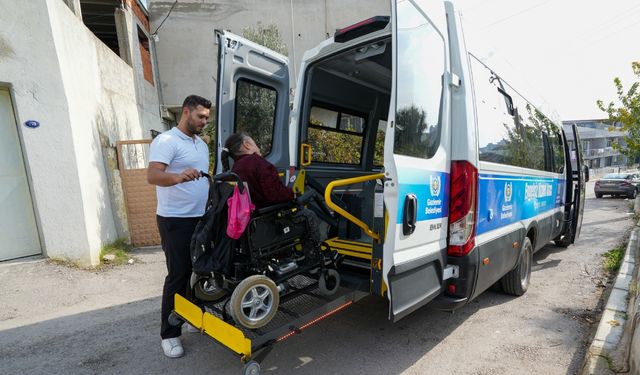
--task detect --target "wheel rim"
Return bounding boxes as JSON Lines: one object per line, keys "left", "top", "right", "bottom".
{"left": 201, "top": 280, "right": 215, "bottom": 293}
{"left": 240, "top": 284, "right": 274, "bottom": 323}
{"left": 244, "top": 362, "right": 260, "bottom": 375}
{"left": 520, "top": 244, "right": 531, "bottom": 288}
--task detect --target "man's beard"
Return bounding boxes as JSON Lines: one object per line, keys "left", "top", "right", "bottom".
{"left": 187, "top": 121, "right": 203, "bottom": 135}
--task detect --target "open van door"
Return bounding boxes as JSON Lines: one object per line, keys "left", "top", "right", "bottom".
{"left": 558, "top": 124, "right": 585, "bottom": 245}
{"left": 215, "top": 30, "right": 290, "bottom": 172}
{"left": 382, "top": 0, "right": 451, "bottom": 321}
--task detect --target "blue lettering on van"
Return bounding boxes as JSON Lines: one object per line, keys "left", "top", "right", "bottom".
{"left": 396, "top": 168, "right": 450, "bottom": 224}
{"left": 476, "top": 174, "right": 565, "bottom": 235}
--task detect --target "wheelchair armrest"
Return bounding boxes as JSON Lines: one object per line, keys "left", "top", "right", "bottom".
{"left": 254, "top": 202, "right": 292, "bottom": 215}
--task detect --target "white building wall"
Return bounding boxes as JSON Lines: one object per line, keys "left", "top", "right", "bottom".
{"left": 0, "top": 0, "right": 161, "bottom": 266}
{"left": 0, "top": 0, "right": 91, "bottom": 263}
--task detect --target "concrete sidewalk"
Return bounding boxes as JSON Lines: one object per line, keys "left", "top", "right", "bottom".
{"left": 0, "top": 246, "right": 166, "bottom": 332}
{"left": 582, "top": 225, "right": 640, "bottom": 374}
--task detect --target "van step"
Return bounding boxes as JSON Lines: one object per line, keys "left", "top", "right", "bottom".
{"left": 325, "top": 237, "right": 372, "bottom": 260}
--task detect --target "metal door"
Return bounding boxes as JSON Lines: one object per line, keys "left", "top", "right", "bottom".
{"left": 0, "top": 89, "right": 41, "bottom": 261}
{"left": 215, "top": 30, "right": 290, "bottom": 172}
{"left": 383, "top": 0, "right": 451, "bottom": 321}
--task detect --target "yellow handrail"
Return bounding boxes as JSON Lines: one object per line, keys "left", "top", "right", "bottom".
{"left": 324, "top": 173, "right": 385, "bottom": 242}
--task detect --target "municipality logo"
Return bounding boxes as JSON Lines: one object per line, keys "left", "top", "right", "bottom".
{"left": 430, "top": 175, "right": 441, "bottom": 197}
{"left": 504, "top": 182, "right": 513, "bottom": 203}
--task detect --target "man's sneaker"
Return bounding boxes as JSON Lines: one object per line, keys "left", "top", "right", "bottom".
{"left": 161, "top": 337, "right": 184, "bottom": 358}
{"left": 185, "top": 323, "right": 199, "bottom": 333}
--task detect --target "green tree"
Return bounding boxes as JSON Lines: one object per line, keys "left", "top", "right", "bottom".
{"left": 597, "top": 62, "right": 640, "bottom": 163}
{"left": 242, "top": 22, "right": 288, "bottom": 55}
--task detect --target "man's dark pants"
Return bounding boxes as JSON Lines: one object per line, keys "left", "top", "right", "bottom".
{"left": 157, "top": 215, "right": 200, "bottom": 339}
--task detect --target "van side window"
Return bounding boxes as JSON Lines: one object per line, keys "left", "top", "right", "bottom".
{"left": 514, "top": 99, "right": 546, "bottom": 171}
{"left": 394, "top": 0, "right": 444, "bottom": 159}
{"left": 308, "top": 105, "right": 365, "bottom": 165}
{"left": 471, "top": 57, "right": 526, "bottom": 167}
{"left": 553, "top": 133, "right": 565, "bottom": 174}
{"left": 234, "top": 78, "right": 277, "bottom": 156}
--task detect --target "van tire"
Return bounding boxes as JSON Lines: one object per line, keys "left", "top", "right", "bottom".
{"left": 500, "top": 237, "right": 532, "bottom": 296}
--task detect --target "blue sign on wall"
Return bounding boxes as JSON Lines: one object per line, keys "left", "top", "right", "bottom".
{"left": 24, "top": 120, "right": 40, "bottom": 128}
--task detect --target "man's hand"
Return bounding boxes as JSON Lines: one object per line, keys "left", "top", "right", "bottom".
{"left": 148, "top": 163, "right": 202, "bottom": 187}
{"left": 176, "top": 168, "right": 202, "bottom": 183}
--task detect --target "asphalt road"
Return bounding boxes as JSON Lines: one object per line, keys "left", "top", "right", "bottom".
{"left": 0, "top": 182, "right": 634, "bottom": 375}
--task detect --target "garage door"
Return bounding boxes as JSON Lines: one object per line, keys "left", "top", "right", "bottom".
{"left": 0, "top": 89, "right": 41, "bottom": 261}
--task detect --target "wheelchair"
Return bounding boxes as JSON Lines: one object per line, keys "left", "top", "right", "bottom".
{"left": 189, "top": 172, "right": 340, "bottom": 330}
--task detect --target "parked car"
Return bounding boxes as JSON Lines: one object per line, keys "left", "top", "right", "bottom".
{"left": 594, "top": 173, "right": 638, "bottom": 198}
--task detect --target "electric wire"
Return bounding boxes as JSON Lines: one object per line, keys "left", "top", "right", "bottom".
{"left": 152, "top": 0, "right": 178, "bottom": 36}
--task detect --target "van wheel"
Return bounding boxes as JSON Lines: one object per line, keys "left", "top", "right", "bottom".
{"left": 229, "top": 275, "right": 279, "bottom": 329}
{"left": 629, "top": 190, "right": 637, "bottom": 199}
{"left": 595, "top": 193, "right": 603, "bottom": 198}
{"left": 500, "top": 237, "right": 532, "bottom": 296}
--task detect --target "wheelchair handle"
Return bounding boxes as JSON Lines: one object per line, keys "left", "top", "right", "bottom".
{"left": 211, "top": 171, "right": 242, "bottom": 183}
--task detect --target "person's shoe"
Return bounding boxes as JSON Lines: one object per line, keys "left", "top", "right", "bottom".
{"left": 161, "top": 337, "right": 184, "bottom": 358}
{"left": 185, "top": 323, "right": 199, "bottom": 333}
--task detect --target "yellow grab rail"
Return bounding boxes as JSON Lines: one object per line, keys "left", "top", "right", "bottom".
{"left": 324, "top": 173, "right": 385, "bottom": 242}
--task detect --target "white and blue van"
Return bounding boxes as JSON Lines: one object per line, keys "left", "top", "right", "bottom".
{"left": 176, "top": 0, "right": 586, "bottom": 370}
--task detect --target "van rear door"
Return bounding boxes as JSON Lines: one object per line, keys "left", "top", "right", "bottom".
{"left": 560, "top": 124, "right": 585, "bottom": 244}
{"left": 383, "top": 0, "right": 451, "bottom": 321}
{"left": 214, "top": 30, "right": 290, "bottom": 172}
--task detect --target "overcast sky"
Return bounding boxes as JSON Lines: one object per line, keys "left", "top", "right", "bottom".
{"left": 451, "top": 0, "right": 640, "bottom": 121}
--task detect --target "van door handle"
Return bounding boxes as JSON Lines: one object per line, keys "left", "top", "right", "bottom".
{"left": 403, "top": 194, "right": 417, "bottom": 236}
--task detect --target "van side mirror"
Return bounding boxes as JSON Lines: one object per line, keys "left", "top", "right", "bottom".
{"left": 584, "top": 165, "right": 589, "bottom": 182}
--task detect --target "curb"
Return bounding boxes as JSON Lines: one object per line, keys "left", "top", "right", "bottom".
{"left": 582, "top": 226, "right": 639, "bottom": 374}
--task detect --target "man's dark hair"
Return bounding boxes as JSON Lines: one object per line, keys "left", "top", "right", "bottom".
{"left": 182, "top": 95, "right": 212, "bottom": 110}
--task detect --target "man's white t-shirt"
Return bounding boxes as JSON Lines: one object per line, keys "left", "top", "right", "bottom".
{"left": 149, "top": 127, "right": 210, "bottom": 217}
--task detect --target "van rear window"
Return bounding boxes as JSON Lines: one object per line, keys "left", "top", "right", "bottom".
{"left": 308, "top": 105, "right": 365, "bottom": 165}
{"left": 234, "top": 78, "right": 277, "bottom": 156}
{"left": 393, "top": 0, "right": 444, "bottom": 160}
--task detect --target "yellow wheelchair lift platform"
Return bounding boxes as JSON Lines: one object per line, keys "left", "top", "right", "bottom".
{"left": 172, "top": 275, "right": 368, "bottom": 374}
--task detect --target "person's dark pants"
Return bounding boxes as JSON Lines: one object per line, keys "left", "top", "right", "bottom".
{"left": 157, "top": 215, "right": 200, "bottom": 339}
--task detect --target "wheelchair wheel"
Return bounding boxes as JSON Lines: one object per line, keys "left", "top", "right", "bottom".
{"left": 229, "top": 275, "right": 279, "bottom": 329}
{"left": 318, "top": 268, "right": 340, "bottom": 296}
{"left": 191, "top": 273, "right": 227, "bottom": 302}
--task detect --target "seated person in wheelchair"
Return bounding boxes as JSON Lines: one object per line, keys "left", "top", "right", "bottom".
{"left": 221, "top": 132, "right": 333, "bottom": 245}
{"left": 220, "top": 132, "right": 293, "bottom": 208}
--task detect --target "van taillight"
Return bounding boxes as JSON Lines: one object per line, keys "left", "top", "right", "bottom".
{"left": 334, "top": 16, "right": 390, "bottom": 43}
{"left": 448, "top": 161, "right": 478, "bottom": 256}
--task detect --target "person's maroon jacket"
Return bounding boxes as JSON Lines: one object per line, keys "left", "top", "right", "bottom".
{"left": 231, "top": 153, "right": 294, "bottom": 208}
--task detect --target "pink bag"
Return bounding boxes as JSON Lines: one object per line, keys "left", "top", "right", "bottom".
{"left": 226, "top": 184, "right": 255, "bottom": 239}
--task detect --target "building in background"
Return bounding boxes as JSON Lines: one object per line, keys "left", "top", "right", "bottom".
{"left": 0, "top": 0, "right": 163, "bottom": 265}
{"left": 148, "top": 0, "right": 390, "bottom": 119}
{"left": 562, "top": 119, "right": 630, "bottom": 171}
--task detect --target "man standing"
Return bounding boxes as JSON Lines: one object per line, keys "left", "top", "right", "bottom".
{"left": 148, "top": 95, "right": 211, "bottom": 358}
